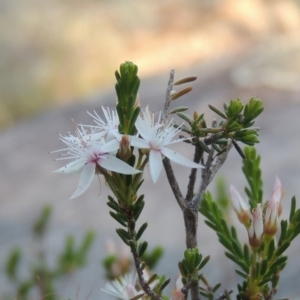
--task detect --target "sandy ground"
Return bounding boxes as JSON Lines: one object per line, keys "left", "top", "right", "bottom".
{"left": 1, "top": 42, "right": 300, "bottom": 299}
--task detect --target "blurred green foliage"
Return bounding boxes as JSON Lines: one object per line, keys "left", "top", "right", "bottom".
{"left": 3, "top": 205, "right": 95, "bottom": 300}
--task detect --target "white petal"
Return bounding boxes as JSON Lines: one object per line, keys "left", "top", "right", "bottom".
{"left": 129, "top": 136, "right": 150, "bottom": 149}
{"left": 149, "top": 150, "right": 163, "bottom": 183}
{"left": 53, "top": 159, "right": 85, "bottom": 174}
{"left": 135, "top": 116, "right": 152, "bottom": 140}
{"left": 100, "top": 139, "right": 120, "bottom": 153}
{"left": 98, "top": 155, "right": 141, "bottom": 174}
{"left": 161, "top": 147, "right": 203, "bottom": 169}
{"left": 70, "top": 162, "right": 95, "bottom": 199}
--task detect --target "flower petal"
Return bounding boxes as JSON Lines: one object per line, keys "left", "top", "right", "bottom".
{"left": 53, "top": 158, "right": 85, "bottom": 174}
{"left": 135, "top": 116, "right": 152, "bottom": 140}
{"left": 161, "top": 147, "right": 203, "bottom": 169}
{"left": 129, "top": 136, "right": 150, "bottom": 149}
{"left": 98, "top": 155, "right": 141, "bottom": 174}
{"left": 100, "top": 139, "right": 120, "bottom": 153}
{"left": 70, "top": 162, "right": 95, "bottom": 199}
{"left": 149, "top": 150, "right": 163, "bottom": 183}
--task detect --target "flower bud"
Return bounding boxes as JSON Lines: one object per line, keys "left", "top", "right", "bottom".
{"left": 230, "top": 185, "right": 252, "bottom": 228}
{"left": 171, "top": 275, "right": 185, "bottom": 300}
{"left": 273, "top": 176, "right": 283, "bottom": 217}
{"left": 263, "top": 176, "right": 283, "bottom": 237}
{"left": 119, "top": 135, "right": 132, "bottom": 161}
{"left": 248, "top": 204, "right": 264, "bottom": 249}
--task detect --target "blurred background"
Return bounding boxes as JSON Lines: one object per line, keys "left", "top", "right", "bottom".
{"left": 1, "top": 0, "right": 300, "bottom": 299}
{"left": 1, "top": 0, "right": 300, "bottom": 127}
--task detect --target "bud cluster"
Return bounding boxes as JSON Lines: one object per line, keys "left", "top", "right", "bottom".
{"left": 230, "top": 177, "right": 283, "bottom": 249}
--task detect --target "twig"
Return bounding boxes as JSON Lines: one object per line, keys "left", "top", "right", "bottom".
{"left": 216, "top": 289, "right": 233, "bottom": 300}
{"left": 163, "top": 69, "right": 175, "bottom": 120}
{"left": 181, "top": 281, "right": 191, "bottom": 300}
{"left": 127, "top": 222, "right": 163, "bottom": 300}
{"left": 186, "top": 144, "right": 203, "bottom": 202}
{"left": 163, "top": 157, "right": 186, "bottom": 211}
{"left": 162, "top": 69, "right": 201, "bottom": 300}
{"left": 131, "top": 247, "right": 162, "bottom": 300}
{"left": 162, "top": 69, "right": 185, "bottom": 211}
{"left": 192, "top": 141, "right": 232, "bottom": 210}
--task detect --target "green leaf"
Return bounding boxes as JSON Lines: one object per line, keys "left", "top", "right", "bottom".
{"left": 106, "top": 201, "right": 120, "bottom": 212}
{"left": 260, "top": 258, "right": 268, "bottom": 276}
{"left": 226, "top": 99, "right": 243, "bottom": 119}
{"left": 275, "top": 241, "right": 290, "bottom": 257}
{"left": 177, "top": 112, "right": 193, "bottom": 126}
{"left": 133, "top": 200, "right": 145, "bottom": 221}
{"left": 243, "top": 244, "right": 250, "bottom": 266}
{"left": 225, "top": 252, "right": 248, "bottom": 273}
{"left": 147, "top": 273, "right": 158, "bottom": 285}
{"left": 169, "top": 106, "right": 189, "bottom": 114}
{"left": 5, "top": 247, "right": 21, "bottom": 281}
{"left": 136, "top": 222, "right": 148, "bottom": 241}
{"left": 109, "top": 211, "right": 127, "bottom": 227}
{"left": 158, "top": 278, "right": 171, "bottom": 292}
{"left": 198, "top": 255, "right": 210, "bottom": 270}
{"left": 278, "top": 220, "right": 288, "bottom": 246}
{"left": 116, "top": 229, "right": 131, "bottom": 246}
{"left": 138, "top": 241, "right": 148, "bottom": 257}
{"left": 128, "top": 107, "right": 141, "bottom": 135}
{"left": 212, "top": 283, "right": 221, "bottom": 293}
{"left": 33, "top": 205, "right": 52, "bottom": 237}
{"left": 173, "top": 76, "right": 197, "bottom": 85}
{"left": 243, "top": 98, "right": 264, "bottom": 127}
{"left": 170, "top": 87, "right": 193, "bottom": 100}
{"left": 289, "top": 196, "right": 297, "bottom": 222}
{"left": 267, "top": 239, "right": 276, "bottom": 260}
{"left": 208, "top": 104, "right": 227, "bottom": 119}
{"left": 141, "top": 246, "right": 164, "bottom": 270}
{"left": 235, "top": 269, "right": 248, "bottom": 278}
{"left": 231, "top": 239, "right": 243, "bottom": 258}
{"left": 267, "top": 256, "right": 288, "bottom": 274}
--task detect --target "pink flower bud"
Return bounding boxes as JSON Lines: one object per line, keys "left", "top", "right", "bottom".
{"left": 119, "top": 135, "right": 132, "bottom": 161}
{"left": 264, "top": 176, "right": 283, "bottom": 237}
{"left": 230, "top": 185, "right": 252, "bottom": 227}
{"left": 248, "top": 204, "right": 264, "bottom": 249}
{"left": 273, "top": 176, "right": 283, "bottom": 217}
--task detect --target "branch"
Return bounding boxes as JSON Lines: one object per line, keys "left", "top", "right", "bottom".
{"left": 162, "top": 69, "right": 185, "bottom": 211}
{"left": 163, "top": 69, "right": 175, "bottom": 119}
{"left": 131, "top": 247, "right": 163, "bottom": 300}
{"left": 192, "top": 141, "right": 232, "bottom": 210}
{"left": 186, "top": 144, "right": 202, "bottom": 201}
{"left": 163, "top": 157, "right": 186, "bottom": 211}
{"left": 127, "top": 221, "right": 163, "bottom": 300}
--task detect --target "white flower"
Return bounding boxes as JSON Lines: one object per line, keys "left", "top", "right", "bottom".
{"left": 101, "top": 272, "right": 141, "bottom": 300}
{"left": 129, "top": 107, "right": 203, "bottom": 183}
{"left": 53, "top": 126, "right": 140, "bottom": 199}
{"left": 86, "top": 106, "right": 119, "bottom": 142}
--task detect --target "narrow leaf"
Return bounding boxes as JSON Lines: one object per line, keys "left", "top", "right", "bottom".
{"left": 289, "top": 196, "right": 297, "bottom": 222}
{"left": 169, "top": 106, "right": 189, "bottom": 114}
{"left": 170, "top": 87, "right": 193, "bottom": 100}
{"left": 173, "top": 76, "right": 197, "bottom": 85}
{"left": 208, "top": 104, "right": 227, "bottom": 119}
{"left": 136, "top": 222, "right": 148, "bottom": 241}
{"left": 158, "top": 278, "right": 171, "bottom": 292}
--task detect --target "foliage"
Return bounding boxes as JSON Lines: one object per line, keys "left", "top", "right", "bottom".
{"left": 200, "top": 147, "right": 300, "bottom": 299}
{"left": 3, "top": 205, "right": 95, "bottom": 300}
{"left": 49, "top": 61, "right": 300, "bottom": 300}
